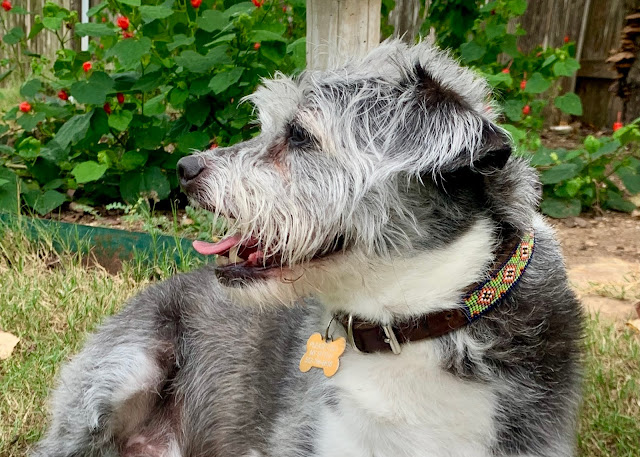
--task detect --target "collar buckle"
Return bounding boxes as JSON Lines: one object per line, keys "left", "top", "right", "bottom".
{"left": 382, "top": 325, "right": 402, "bottom": 355}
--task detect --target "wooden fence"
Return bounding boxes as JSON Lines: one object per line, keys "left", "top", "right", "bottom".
{"left": 1, "top": 0, "right": 635, "bottom": 128}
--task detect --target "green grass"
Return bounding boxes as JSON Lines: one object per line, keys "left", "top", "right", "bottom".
{"left": 0, "top": 85, "right": 20, "bottom": 116}
{"left": 1, "top": 227, "right": 639, "bottom": 456}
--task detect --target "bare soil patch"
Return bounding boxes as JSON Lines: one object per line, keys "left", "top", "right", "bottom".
{"left": 551, "top": 212, "right": 640, "bottom": 320}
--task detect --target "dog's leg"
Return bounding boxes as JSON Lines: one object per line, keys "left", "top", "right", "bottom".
{"left": 30, "top": 295, "right": 182, "bottom": 457}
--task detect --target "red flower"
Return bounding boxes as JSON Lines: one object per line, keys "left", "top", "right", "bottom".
{"left": 101, "top": 16, "right": 107, "bottom": 23}
{"left": 116, "top": 16, "right": 130, "bottom": 31}
{"left": 253, "top": 42, "right": 261, "bottom": 50}
{"left": 2, "top": 0, "right": 12, "bottom": 11}
{"left": 103, "top": 103, "right": 112, "bottom": 115}
{"left": 252, "top": 0, "right": 264, "bottom": 7}
{"left": 19, "top": 101, "right": 31, "bottom": 113}
{"left": 501, "top": 68, "right": 509, "bottom": 74}
{"left": 58, "top": 90, "right": 69, "bottom": 101}
{"left": 190, "top": 0, "right": 202, "bottom": 8}
{"left": 522, "top": 105, "right": 531, "bottom": 115}
{"left": 520, "top": 79, "right": 527, "bottom": 90}
{"left": 117, "top": 93, "right": 125, "bottom": 104}
{"left": 83, "top": 61, "right": 92, "bottom": 72}
{"left": 563, "top": 35, "right": 570, "bottom": 44}
{"left": 123, "top": 31, "right": 134, "bottom": 39}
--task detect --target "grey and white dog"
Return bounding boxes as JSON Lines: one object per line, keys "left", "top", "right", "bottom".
{"left": 32, "top": 40, "right": 583, "bottom": 457}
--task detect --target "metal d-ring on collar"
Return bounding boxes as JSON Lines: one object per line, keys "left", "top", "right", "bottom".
{"left": 347, "top": 314, "right": 402, "bottom": 355}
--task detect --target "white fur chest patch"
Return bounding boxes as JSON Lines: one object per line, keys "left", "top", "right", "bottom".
{"left": 314, "top": 342, "right": 497, "bottom": 457}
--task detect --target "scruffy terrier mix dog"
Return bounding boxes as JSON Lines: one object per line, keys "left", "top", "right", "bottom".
{"left": 33, "top": 41, "right": 583, "bottom": 457}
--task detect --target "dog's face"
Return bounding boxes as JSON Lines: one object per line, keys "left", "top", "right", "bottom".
{"left": 178, "top": 41, "right": 535, "bottom": 304}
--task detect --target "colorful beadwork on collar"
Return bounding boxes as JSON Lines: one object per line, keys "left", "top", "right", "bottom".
{"left": 463, "top": 232, "right": 535, "bottom": 321}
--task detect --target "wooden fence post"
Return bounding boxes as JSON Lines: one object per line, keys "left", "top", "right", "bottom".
{"left": 306, "top": 0, "right": 382, "bottom": 71}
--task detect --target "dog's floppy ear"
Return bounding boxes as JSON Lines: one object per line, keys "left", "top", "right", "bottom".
{"left": 470, "top": 121, "right": 513, "bottom": 172}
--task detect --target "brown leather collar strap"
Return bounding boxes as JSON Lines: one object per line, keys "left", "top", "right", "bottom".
{"left": 336, "top": 233, "right": 526, "bottom": 354}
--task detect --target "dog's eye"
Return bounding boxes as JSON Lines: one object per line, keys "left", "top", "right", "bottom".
{"left": 288, "top": 124, "right": 313, "bottom": 149}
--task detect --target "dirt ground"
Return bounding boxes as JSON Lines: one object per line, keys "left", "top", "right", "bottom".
{"left": 551, "top": 212, "right": 640, "bottom": 321}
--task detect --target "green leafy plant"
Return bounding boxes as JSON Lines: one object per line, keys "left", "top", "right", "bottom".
{"left": 534, "top": 120, "right": 640, "bottom": 218}
{"left": 0, "top": 0, "right": 305, "bottom": 215}
{"left": 424, "top": 0, "right": 583, "bottom": 152}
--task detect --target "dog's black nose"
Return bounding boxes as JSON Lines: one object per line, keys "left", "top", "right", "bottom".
{"left": 177, "top": 156, "right": 205, "bottom": 184}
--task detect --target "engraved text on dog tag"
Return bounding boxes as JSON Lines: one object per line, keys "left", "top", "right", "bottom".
{"left": 299, "top": 333, "right": 346, "bottom": 377}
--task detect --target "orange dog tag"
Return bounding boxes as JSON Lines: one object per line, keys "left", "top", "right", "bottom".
{"left": 299, "top": 333, "right": 346, "bottom": 377}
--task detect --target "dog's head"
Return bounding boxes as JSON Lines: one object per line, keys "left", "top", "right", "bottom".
{"left": 178, "top": 40, "right": 540, "bottom": 305}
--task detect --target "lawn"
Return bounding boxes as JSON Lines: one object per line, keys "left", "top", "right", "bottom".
{"left": 0, "top": 224, "right": 639, "bottom": 457}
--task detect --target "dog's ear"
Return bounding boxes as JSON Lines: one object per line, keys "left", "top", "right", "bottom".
{"left": 470, "top": 121, "right": 513, "bottom": 172}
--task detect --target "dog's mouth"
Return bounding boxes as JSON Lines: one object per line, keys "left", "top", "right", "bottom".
{"left": 193, "top": 233, "right": 346, "bottom": 286}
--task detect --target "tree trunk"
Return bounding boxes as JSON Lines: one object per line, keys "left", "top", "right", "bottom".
{"left": 306, "top": 0, "right": 382, "bottom": 71}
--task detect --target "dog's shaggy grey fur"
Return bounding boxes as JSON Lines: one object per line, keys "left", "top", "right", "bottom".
{"left": 32, "top": 41, "right": 583, "bottom": 457}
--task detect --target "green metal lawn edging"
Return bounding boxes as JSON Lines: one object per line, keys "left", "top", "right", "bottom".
{"left": 0, "top": 213, "right": 207, "bottom": 272}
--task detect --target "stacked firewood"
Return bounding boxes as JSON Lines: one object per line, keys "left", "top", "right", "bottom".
{"left": 607, "top": 10, "right": 640, "bottom": 101}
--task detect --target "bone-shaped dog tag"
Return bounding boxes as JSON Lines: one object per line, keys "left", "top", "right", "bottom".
{"left": 299, "top": 333, "right": 346, "bottom": 377}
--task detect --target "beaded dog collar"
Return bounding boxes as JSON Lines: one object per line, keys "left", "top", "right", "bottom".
{"left": 338, "top": 232, "right": 535, "bottom": 354}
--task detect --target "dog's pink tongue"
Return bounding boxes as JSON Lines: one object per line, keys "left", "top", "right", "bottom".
{"left": 193, "top": 235, "right": 242, "bottom": 256}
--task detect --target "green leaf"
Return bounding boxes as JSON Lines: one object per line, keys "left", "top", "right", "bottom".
{"left": 460, "top": 40, "right": 486, "bottom": 63}
{"left": 87, "top": 2, "right": 109, "bottom": 17}
{"left": 119, "top": 150, "right": 149, "bottom": 171}
{"left": 27, "top": 21, "right": 43, "bottom": 40}
{"left": 117, "top": 0, "right": 141, "bottom": 5}
{"left": 0, "top": 168, "right": 19, "bottom": 213}
{"left": 541, "top": 55, "right": 557, "bottom": 68}
{"left": 485, "top": 71, "right": 513, "bottom": 88}
{"left": 70, "top": 71, "right": 115, "bottom": 105}
{"left": 75, "top": 22, "right": 115, "bottom": 37}
{"left": 485, "top": 23, "right": 506, "bottom": 40}
{"left": 524, "top": 72, "right": 551, "bottom": 94}
{"left": 552, "top": 58, "right": 580, "bottom": 77}
{"left": 139, "top": 5, "right": 174, "bottom": 23}
{"left": 167, "top": 34, "right": 195, "bottom": 52}
{"left": 177, "top": 131, "right": 209, "bottom": 153}
{"left": 208, "top": 67, "right": 244, "bottom": 94}
{"left": 119, "top": 166, "right": 170, "bottom": 203}
{"left": 108, "top": 110, "right": 133, "bottom": 131}
{"left": 185, "top": 98, "right": 211, "bottom": 127}
{"left": 71, "top": 160, "right": 108, "bottom": 183}
{"left": 31, "top": 190, "right": 66, "bottom": 215}
{"left": 287, "top": 37, "right": 306, "bottom": 69}
{"left": 500, "top": 34, "right": 520, "bottom": 57}
{"left": 591, "top": 139, "right": 620, "bottom": 159}
{"left": 16, "top": 137, "right": 41, "bottom": 159}
{"left": 42, "top": 16, "right": 63, "bottom": 31}
{"left": 540, "top": 163, "right": 579, "bottom": 184}
{"left": 169, "top": 88, "right": 189, "bottom": 107}
{"left": 540, "top": 197, "right": 581, "bottom": 218}
{"left": 175, "top": 46, "right": 232, "bottom": 73}
{"left": 20, "top": 79, "right": 42, "bottom": 98}
{"left": 617, "top": 167, "right": 640, "bottom": 194}
{"left": 133, "top": 126, "right": 165, "bottom": 150}
{"left": 506, "top": 0, "right": 528, "bottom": 15}
{"left": 196, "top": 10, "right": 228, "bottom": 32}
{"left": 503, "top": 99, "right": 524, "bottom": 122}
{"left": 223, "top": 2, "right": 254, "bottom": 17}
{"left": 54, "top": 111, "right": 93, "bottom": 150}
{"left": 605, "top": 191, "right": 636, "bottom": 213}
{"left": 109, "top": 37, "right": 152, "bottom": 70}
{"left": 554, "top": 92, "right": 583, "bottom": 116}
{"left": 3, "top": 26, "right": 25, "bottom": 45}
{"left": 143, "top": 94, "right": 165, "bottom": 116}
{"left": 132, "top": 71, "right": 165, "bottom": 91}
{"left": 529, "top": 148, "right": 555, "bottom": 167}
{"left": 17, "top": 112, "right": 46, "bottom": 131}
{"left": 251, "top": 30, "right": 287, "bottom": 43}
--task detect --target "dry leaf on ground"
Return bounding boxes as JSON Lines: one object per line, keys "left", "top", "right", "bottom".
{"left": 0, "top": 331, "right": 19, "bottom": 359}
